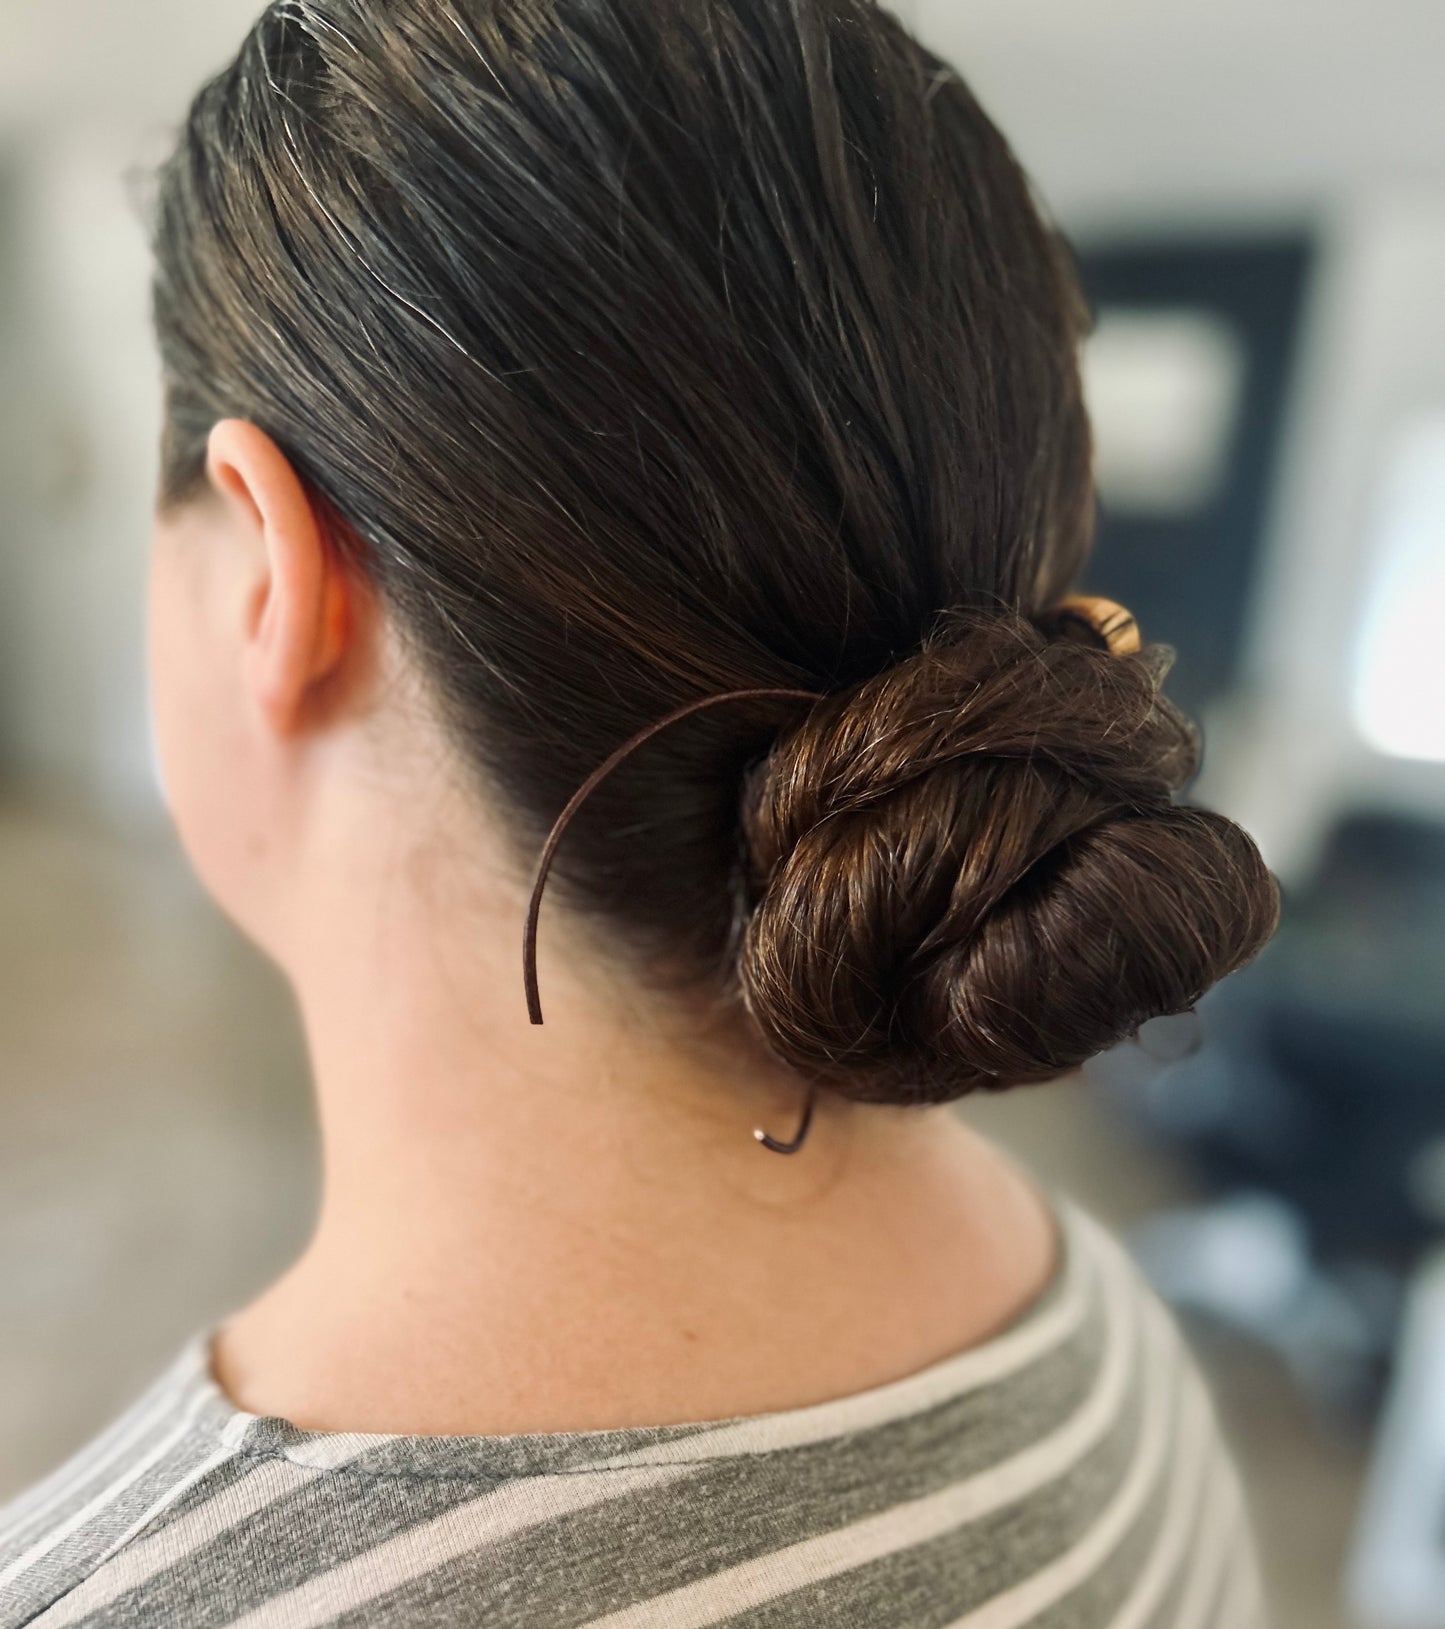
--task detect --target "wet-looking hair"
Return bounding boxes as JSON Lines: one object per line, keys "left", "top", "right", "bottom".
{"left": 146, "top": 0, "right": 1281, "bottom": 1107}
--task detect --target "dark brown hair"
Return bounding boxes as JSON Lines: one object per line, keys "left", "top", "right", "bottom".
{"left": 146, "top": 0, "right": 1280, "bottom": 1106}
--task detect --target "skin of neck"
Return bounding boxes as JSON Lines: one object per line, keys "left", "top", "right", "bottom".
{"left": 147, "top": 420, "right": 1058, "bottom": 1436}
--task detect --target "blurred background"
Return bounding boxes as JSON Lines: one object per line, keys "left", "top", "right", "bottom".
{"left": 2, "top": 1, "right": 1443, "bottom": 1624}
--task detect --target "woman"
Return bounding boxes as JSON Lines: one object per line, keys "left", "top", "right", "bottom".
{"left": 0, "top": 0, "right": 1280, "bottom": 1624}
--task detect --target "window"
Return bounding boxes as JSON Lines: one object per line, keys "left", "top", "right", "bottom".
{"left": 1352, "top": 413, "right": 1445, "bottom": 763}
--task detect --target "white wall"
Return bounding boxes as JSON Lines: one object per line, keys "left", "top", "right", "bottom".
{"left": 0, "top": 124, "right": 167, "bottom": 816}
{"left": 910, "top": 0, "right": 1445, "bottom": 228}
{"left": 1206, "top": 192, "right": 1445, "bottom": 879}
{"left": 0, "top": 0, "right": 258, "bottom": 818}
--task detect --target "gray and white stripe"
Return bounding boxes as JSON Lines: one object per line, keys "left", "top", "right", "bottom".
{"left": 0, "top": 1197, "right": 1268, "bottom": 1629}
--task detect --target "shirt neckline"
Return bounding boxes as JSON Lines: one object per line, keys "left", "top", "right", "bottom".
{"left": 166, "top": 1188, "right": 1098, "bottom": 1482}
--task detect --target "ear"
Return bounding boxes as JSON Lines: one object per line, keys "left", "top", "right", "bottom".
{"left": 204, "top": 419, "right": 352, "bottom": 737}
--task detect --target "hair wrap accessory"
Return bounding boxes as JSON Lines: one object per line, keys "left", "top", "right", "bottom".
{"left": 1043, "top": 594, "right": 1141, "bottom": 656}
{"left": 522, "top": 685, "right": 825, "bottom": 1153}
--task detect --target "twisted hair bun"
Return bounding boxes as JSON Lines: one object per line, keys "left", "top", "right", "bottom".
{"left": 736, "top": 610, "right": 1280, "bottom": 1105}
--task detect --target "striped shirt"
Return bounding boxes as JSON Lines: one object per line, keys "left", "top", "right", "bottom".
{"left": 0, "top": 1195, "right": 1267, "bottom": 1628}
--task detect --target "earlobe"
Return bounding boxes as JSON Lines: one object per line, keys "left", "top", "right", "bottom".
{"left": 206, "top": 418, "right": 350, "bottom": 737}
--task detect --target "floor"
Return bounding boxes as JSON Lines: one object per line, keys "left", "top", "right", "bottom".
{"left": 0, "top": 786, "right": 1371, "bottom": 1626}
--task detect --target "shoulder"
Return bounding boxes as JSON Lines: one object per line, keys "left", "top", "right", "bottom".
{"left": 1048, "top": 1198, "right": 1270, "bottom": 1626}
{"left": 0, "top": 1337, "right": 259, "bottom": 1626}
{"left": 0, "top": 1208, "right": 1269, "bottom": 1629}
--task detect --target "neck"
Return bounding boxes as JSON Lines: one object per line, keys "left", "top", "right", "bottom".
{"left": 209, "top": 792, "right": 1059, "bottom": 1436}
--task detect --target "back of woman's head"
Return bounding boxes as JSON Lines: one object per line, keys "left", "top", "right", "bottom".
{"left": 147, "top": 0, "right": 1280, "bottom": 1107}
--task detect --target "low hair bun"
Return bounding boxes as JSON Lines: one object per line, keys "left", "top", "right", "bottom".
{"left": 735, "top": 609, "right": 1281, "bottom": 1105}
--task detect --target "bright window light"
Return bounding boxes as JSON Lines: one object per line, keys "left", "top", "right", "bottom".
{"left": 1352, "top": 414, "right": 1445, "bottom": 763}
{"left": 1081, "top": 308, "right": 1246, "bottom": 516}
